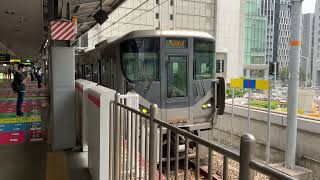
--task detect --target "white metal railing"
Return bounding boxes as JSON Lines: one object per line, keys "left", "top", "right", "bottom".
{"left": 108, "top": 93, "right": 297, "bottom": 180}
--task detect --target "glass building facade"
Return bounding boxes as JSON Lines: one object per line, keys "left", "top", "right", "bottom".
{"left": 244, "top": 0, "right": 267, "bottom": 65}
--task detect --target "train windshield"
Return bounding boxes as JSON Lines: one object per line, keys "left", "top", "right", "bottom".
{"left": 194, "top": 39, "right": 215, "bottom": 79}
{"left": 121, "top": 38, "right": 160, "bottom": 82}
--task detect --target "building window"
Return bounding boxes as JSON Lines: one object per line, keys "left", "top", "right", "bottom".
{"left": 155, "top": 13, "right": 159, "bottom": 19}
{"left": 170, "top": 14, "right": 173, "bottom": 20}
{"left": 170, "top": 0, "right": 174, "bottom": 6}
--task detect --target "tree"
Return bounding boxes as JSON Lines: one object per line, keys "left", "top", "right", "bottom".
{"left": 279, "top": 67, "right": 288, "bottom": 83}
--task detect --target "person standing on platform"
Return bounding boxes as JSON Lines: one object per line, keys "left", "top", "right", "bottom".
{"left": 36, "top": 67, "right": 42, "bottom": 88}
{"left": 12, "top": 67, "right": 16, "bottom": 75}
{"left": 3, "top": 68, "right": 7, "bottom": 79}
{"left": 30, "top": 66, "right": 35, "bottom": 81}
{"left": 7, "top": 67, "right": 12, "bottom": 79}
{"left": 14, "top": 64, "right": 29, "bottom": 116}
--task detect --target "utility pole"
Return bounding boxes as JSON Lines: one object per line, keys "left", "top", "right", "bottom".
{"left": 286, "top": 0, "right": 303, "bottom": 169}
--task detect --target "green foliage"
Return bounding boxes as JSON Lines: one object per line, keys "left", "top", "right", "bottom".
{"left": 250, "top": 100, "right": 279, "bottom": 110}
{"left": 226, "top": 88, "right": 248, "bottom": 98}
{"left": 279, "top": 67, "right": 288, "bottom": 82}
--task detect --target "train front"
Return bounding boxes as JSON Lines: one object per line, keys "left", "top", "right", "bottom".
{"left": 120, "top": 30, "right": 225, "bottom": 132}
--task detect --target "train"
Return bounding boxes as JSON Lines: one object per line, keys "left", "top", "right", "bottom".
{"left": 76, "top": 30, "right": 225, "bottom": 133}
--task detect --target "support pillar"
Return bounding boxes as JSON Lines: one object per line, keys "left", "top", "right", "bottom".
{"left": 48, "top": 0, "right": 76, "bottom": 150}
{"left": 49, "top": 47, "right": 75, "bottom": 150}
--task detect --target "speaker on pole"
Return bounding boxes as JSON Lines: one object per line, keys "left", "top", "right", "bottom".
{"left": 93, "top": 10, "right": 108, "bottom": 25}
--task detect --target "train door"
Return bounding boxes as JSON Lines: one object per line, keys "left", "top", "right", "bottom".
{"left": 161, "top": 37, "right": 192, "bottom": 125}
{"left": 163, "top": 54, "right": 191, "bottom": 124}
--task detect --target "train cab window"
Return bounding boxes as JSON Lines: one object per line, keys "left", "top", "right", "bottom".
{"left": 167, "top": 55, "right": 188, "bottom": 98}
{"left": 120, "top": 38, "right": 160, "bottom": 82}
{"left": 194, "top": 39, "right": 215, "bottom": 79}
{"left": 85, "top": 65, "right": 92, "bottom": 80}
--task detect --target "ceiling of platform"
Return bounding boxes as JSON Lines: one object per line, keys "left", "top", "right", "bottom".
{"left": 0, "top": 0, "right": 43, "bottom": 60}
{"left": 0, "top": 0, "right": 126, "bottom": 61}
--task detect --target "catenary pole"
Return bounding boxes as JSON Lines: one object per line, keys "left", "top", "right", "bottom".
{"left": 285, "top": 0, "right": 303, "bottom": 169}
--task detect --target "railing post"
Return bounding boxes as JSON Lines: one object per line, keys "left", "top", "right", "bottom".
{"left": 114, "top": 93, "right": 121, "bottom": 180}
{"left": 149, "top": 104, "right": 158, "bottom": 180}
{"left": 239, "top": 134, "right": 255, "bottom": 180}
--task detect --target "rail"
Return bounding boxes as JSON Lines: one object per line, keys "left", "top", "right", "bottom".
{"left": 109, "top": 93, "right": 297, "bottom": 180}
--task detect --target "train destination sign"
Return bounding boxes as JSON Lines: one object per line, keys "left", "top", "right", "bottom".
{"left": 165, "top": 38, "right": 188, "bottom": 48}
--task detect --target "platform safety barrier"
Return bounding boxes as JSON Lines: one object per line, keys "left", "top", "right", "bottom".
{"left": 75, "top": 79, "right": 97, "bottom": 151}
{"left": 108, "top": 94, "right": 297, "bottom": 180}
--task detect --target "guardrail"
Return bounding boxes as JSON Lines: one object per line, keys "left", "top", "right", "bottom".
{"left": 109, "top": 93, "right": 297, "bottom": 180}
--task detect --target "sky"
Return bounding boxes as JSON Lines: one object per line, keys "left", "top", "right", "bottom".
{"left": 303, "top": 0, "right": 316, "bottom": 14}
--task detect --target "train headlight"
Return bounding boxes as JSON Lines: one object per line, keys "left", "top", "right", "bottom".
{"left": 139, "top": 105, "right": 149, "bottom": 114}
{"left": 142, "top": 108, "right": 148, "bottom": 114}
{"left": 202, "top": 103, "right": 212, "bottom": 109}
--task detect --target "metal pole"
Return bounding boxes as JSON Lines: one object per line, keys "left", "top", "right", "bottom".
{"left": 231, "top": 88, "right": 234, "bottom": 147}
{"left": 223, "top": 156, "right": 228, "bottom": 180}
{"left": 266, "top": 84, "right": 271, "bottom": 164}
{"left": 239, "top": 134, "right": 255, "bottom": 180}
{"left": 149, "top": 104, "right": 158, "bottom": 180}
{"left": 274, "top": 62, "right": 277, "bottom": 83}
{"left": 114, "top": 93, "right": 121, "bottom": 180}
{"left": 247, "top": 88, "right": 251, "bottom": 132}
{"left": 286, "top": 0, "right": 303, "bottom": 169}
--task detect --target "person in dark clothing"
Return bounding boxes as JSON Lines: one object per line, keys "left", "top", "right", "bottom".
{"left": 7, "top": 68, "right": 12, "bottom": 79}
{"left": 14, "top": 64, "right": 29, "bottom": 116}
{"left": 36, "top": 67, "right": 42, "bottom": 88}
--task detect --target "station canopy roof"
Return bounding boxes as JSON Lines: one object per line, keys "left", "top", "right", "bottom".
{"left": 0, "top": 0, "right": 125, "bottom": 60}
{"left": 70, "top": 0, "right": 126, "bottom": 37}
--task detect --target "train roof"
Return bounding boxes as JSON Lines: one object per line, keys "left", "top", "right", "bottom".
{"left": 82, "top": 30, "right": 215, "bottom": 55}
{"left": 95, "top": 30, "right": 215, "bottom": 46}
{"left": 118, "top": 30, "right": 215, "bottom": 41}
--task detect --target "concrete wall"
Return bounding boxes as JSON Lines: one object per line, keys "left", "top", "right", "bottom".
{"left": 202, "top": 104, "right": 320, "bottom": 178}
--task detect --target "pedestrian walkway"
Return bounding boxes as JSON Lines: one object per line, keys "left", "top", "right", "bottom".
{"left": 0, "top": 79, "right": 49, "bottom": 180}
{"left": 0, "top": 79, "right": 48, "bottom": 144}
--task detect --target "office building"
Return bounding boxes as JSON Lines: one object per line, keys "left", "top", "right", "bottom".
{"left": 87, "top": 0, "right": 217, "bottom": 49}
{"left": 313, "top": 0, "right": 320, "bottom": 86}
{"left": 301, "top": 13, "right": 314, "bottom": 85}
{"left": 243, "top": 0, "right": 268, "bottom": 78}
{"left": 276, "top": 0, "right": 291, "bottom": 71}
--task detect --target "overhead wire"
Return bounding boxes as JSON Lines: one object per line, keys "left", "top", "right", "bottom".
{"left": 89, "top": 0, "right": 170, "bottom": 41}
{"left": 88, "top": 0, "right": 151, "bottom": 40}
{"left": 107, "top": 0, "right": 169, "bottom": 34}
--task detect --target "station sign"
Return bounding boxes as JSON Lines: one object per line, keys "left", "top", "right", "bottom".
{"left": 230, "top": 78, "right": 269, "bottom": 90}
{"left": 165, "top": 38, "right": 188, "bottom": 48}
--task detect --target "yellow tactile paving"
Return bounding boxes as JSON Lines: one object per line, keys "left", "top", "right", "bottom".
{"left": 46, "top": 152, "right": 70, "bottom": 180}
{"left": 0, "top": 116, "right": 41, "bottom": 124}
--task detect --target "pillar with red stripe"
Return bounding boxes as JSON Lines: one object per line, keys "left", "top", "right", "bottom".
{"left": 50, "top": 20, "right": 76, "bottom": 41}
